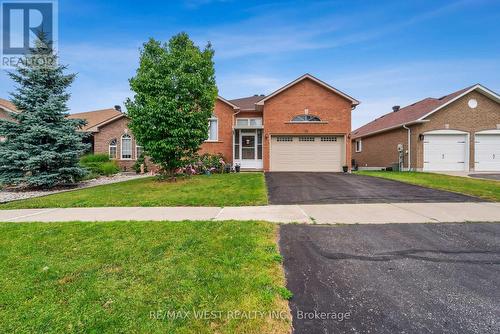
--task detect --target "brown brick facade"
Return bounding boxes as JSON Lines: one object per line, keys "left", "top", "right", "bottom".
{"left": 352, "top": 128, "right": 408, "bottom": 169}
{"left": 411, "top": 91, "right": 500, "bottom": 170}
{"left": 93, "top": 116, "right": 140, "bottom": 171}
{"left": 262, "top": 78, "right": 353, "bottom": 171}
{"left": 353, "top": 90, "right": 500, "bottom": 171}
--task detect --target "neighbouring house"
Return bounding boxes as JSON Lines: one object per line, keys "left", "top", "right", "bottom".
{"left": 72, "top": 74, "right": 359, "bottom": 172}
{"left": 0, "top": 98, "right": 18, "bottom": 121}
{"left": 0, "top": 98, "right": 18, "bottom": 142}
{"left": 352, "top": 84, "right": 500, "bottom": 172}
{"left": 67, "top": 106, "right": 141, "bottom": 170}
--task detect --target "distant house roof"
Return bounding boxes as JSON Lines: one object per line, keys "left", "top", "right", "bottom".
{"left": 0, "top": 98, "right": 18, "bottom": 113}
{"left": 229, "top": 95, "right": 265, "bottom": 111}
{"left": 217, "top": 96, "right": 240, "bottom": 109}
{"left": 352, "top": 84, "right": 500, "bottom": 138}
{"left": 67, "top": 108, "right": 123, "bottom": 132}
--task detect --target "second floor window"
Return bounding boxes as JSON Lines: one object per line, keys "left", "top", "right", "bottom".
{"left": 291, "top": 114, "right": 321, "bottom": 122}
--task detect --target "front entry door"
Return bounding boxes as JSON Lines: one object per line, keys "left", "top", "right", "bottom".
{"left": 241, "top": 134, "right": 256, "bottom": 160}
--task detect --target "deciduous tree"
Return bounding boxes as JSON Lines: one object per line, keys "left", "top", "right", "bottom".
{"left": 126, "top": 32, "right": 218, "bottom": 178}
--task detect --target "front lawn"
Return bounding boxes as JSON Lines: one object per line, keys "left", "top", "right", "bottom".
{"left": 0, "top": 173, "right": 268, "bottom": 209}
{"left": 0, "top": 220, "right": 291, "bottom": 333}
{"left": 357, "top": 171, "right": 500, "bottom": 202}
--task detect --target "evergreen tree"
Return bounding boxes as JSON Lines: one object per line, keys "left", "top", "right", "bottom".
{"left": 0, "top": 33, "right": 88, "bottom": 188}
{"left": 126, "top": 33, "right": 218, "bottom": 178}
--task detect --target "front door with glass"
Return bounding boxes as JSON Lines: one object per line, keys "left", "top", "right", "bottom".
{"left": 236, "top": 130, "right": 263, "bottom": 169}
{"left": 241, "top": 134, "right": 256, "bottom": 160}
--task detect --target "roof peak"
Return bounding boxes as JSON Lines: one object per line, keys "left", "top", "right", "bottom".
{"left": 353, "top": 84, "right": 497, "bottom": 138}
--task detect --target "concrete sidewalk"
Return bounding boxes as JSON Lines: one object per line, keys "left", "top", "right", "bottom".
{"left": 1, "top": 202, "right": 499, "bottom": 224}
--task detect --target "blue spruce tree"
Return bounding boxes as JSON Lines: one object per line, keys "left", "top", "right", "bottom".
{"left": 0, "top": 33, "right": 89, "bottom": 188}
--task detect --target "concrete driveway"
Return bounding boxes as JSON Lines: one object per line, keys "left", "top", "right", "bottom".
{"left": 265, "top": 172, "right": 482, "bottom": 204}
{"left": 279, "top": 223, "right": 500, "bottom": 334}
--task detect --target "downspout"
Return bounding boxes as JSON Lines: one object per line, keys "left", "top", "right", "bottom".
{"left": 232, "top": 108, "right": 241, "bottom": 168}
{"left": 402, "top": 124, "right": 411, "bottom": 171}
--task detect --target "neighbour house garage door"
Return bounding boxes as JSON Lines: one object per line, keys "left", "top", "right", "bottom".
{"left": 475, "top": 133, "right": 500, "bottom": 171}
{"left": 270, "top": 135, "right": 344, "bottom": 172}
{"left": 423, "top": 133, "right": 468, "bottom": 171}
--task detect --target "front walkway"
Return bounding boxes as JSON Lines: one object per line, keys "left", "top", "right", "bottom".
{"left": 1, "top": 202, "right": 499, "bottom": 224}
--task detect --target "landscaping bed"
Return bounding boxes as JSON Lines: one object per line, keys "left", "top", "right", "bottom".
{"left": 0, "top": 220, "right": 291, "bottom": 333}
{"left": 0, "top": 173, "right": 150, "bottom": 203}
{"left": 357, "top": 171, "right": 500, "bottom": 202}
{"left": 0, "top": 173, "right": 268, "bottom": 209}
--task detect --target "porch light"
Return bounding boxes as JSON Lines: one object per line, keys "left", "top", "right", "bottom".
{"left": 419, "top": 134, "right": 424, "bottom": 141}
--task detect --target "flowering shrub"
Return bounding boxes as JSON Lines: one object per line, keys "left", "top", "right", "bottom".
{"left": 179, "top": 153, "right": 227, "bottom": 175}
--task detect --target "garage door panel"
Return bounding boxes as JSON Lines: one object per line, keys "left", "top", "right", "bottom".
{"left": 475, "top": 134, "right": 500, "bottom": 171}
{"left": 270, "top": 136, "right": 344, "bottom": 172}
{"left": 423, "top": 134, "right": 467, "bottom": 172}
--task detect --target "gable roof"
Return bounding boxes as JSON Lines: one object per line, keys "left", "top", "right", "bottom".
{"left": 256, "top": 74, "right": 360, "bottom": 106}
{"left": 217, "top": 96, "right": 240, "bottom": 110}
{"left": 0, "top": 98, "right": 18, "bottom": 113}
{"left": 229, "top": 95, "right": 265, "bottom": 111}
{"left": 352, "top": 84, "right": 500, "bottom": 138}
{"left": 67, "top": 108, "right": 122, "bottom": 132}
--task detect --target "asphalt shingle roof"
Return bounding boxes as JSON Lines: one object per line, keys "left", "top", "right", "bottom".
{"left": 229, "top": 95, "right": 265, "bottom": 110}
{"left": 352, "top": 86, "right": 473, "bottom": 138}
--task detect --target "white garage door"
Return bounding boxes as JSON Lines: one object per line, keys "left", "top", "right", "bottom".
{"left": 270, "top": 135, "right": 344, "bottom": 172}
{"left": 423, "top": 134, "right": 468, "bottom": 171}
{"left": 475, "top": 134, "right": 500, "bottom": 171}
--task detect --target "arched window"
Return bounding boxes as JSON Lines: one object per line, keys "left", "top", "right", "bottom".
{"left": 109, "top": 138, "right": 117, "bottom": 159}
{"left": 121, "top": 134, "right": 132, "bottom": 159}
{"left": 291, "top": 114, "right": 322, "bottom": 122}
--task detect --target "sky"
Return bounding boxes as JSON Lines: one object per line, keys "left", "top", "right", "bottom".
{"left": 1, "top": 0, "right": 499, "bottom": 129}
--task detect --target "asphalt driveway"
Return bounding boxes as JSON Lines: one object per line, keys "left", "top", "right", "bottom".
{"left": 265, "top": 172, "right": 481, "bottom": 204}
{"left": 279, "top": 223, "right": 500, "bottom": 334}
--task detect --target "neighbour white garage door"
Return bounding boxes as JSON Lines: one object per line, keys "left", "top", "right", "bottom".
{"left": 270, "top": 135, "right": 344, "bottom": 172}
{"left": 423, "top": 134, "right": 468, "bottom": 171}
{"left": 475, "top": 133, "right": 500, "bottom": 171}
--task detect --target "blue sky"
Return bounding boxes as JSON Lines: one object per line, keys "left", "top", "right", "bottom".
{"left": 1, "top": 0, "right": 499, "bottom": 129}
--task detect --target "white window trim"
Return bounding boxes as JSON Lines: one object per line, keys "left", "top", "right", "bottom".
{"left": 109, "top": 139, "right": 117, "bottom": 159}
{"left": 355, "top": 139, "right": 362, "bottom": 152}
{"left": 120, "top": 134, "right": 133, "bottom": 160}
{"left": 234, "top": 117, "right": 263, "bottom": 129}
{"left": 206, "top": 117, "right": 219, "bottom": 142}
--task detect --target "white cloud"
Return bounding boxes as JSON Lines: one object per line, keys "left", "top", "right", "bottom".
{"left": 191, "top": 0, "right": 478, "bottom": 59}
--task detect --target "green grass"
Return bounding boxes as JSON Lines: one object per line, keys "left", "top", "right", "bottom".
{"left": 0, "top": 220, "right": 291, "bottom": 333}
{"left": 0, "top": 173, "right": 268, "bottom": 209}
{"left": 357, "top": 171, "right": 500, "bottom": 202}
